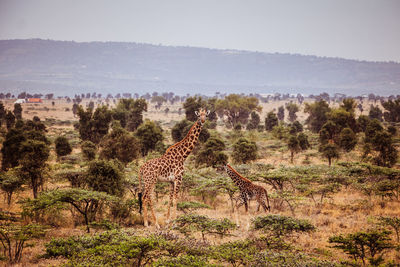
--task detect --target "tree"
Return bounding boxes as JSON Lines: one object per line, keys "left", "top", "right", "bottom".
{"left": 18, "top": 139, "right": 50, "bottom": 198}
{"left": 252, "top": 215, "right": 315, "bottom": 238}
{"left": 55, "top": 136, "right": 72, "bottom": 159}
{"left": 100, "top": 124, "right": 141, "bottom": 164}
{"left": 0, "top": 102, "right": 5, "bottom": 126}
{"left": 338, "top": 127, "right": 357, "bottom": 152}
{"left": 286, "top": 103, "right": 299, "bottom": 122}
{"left": 5, "top": 110, "right": 15, "bottom": 129}
{"left": 1, "top": 128, "right": 26, "bottom": 170}
{"left": 320, "top": 143, "right": 339, "bottom": 167}
{"left": 329, "top": 230, "right": 393, "bottom": 266}
{"left": 297, "top": 132, "right": 310, "bottom": 150}
{"left": 81, "top": 141, "right": 97, "bottom": 161}
{"left": 151, "top": 95, "right": 166, "bottom": 107}
{"left": 277, "top": 106, "right": 285, "bottom": 121}
{"left": 22, "top": 188, "right": 117, "bottom": 233}
{"left": 76, "top": 105, "right": 112, "bottom": 144}
{"left": 232, "top": 137, "right": 257, "bottom": 164}
{"left": 377, "top": 216, "right": 400, "bottom": 243}
{"left": 287, "top": 136, "right": 300, "bottom": 163}
{"left": 264, "top": 112, "right": 278, "bottom": 131}
{"left": 304, "top": 100, "right": 331, "bottom": 132}
{"left": 183, "top": 96, "right": 207, "bottom": 122}
{"left": 381, "top": 99, "right": 400, "bottom": 122}
{"left": 0, "top": 224, "right": 45, "bottom": 263}
{"left": 13, "top": 103, "right": 22, "bottom": 120}
{"left": 216, "top": 94, "right": 261, "bottom": 127}
{"left": 86, "top": 159, "right": 125, "bottom": 197}
{"left": 113, "top": 98, "right": 148, "bottom": 131}
{"left": 369, "top": 105, "right": 383, "bottom": 121}
{"left": 195, "top": 136, "right": 228, "bottom": 167}
{"left": 0, "top": 168, "right": 24, "bottom": 205}
{"left": 246, "top": 111, "right": 260, "bottom": 130}
{"left": 135, "top": 120, "right": 164, "bottom": 156}
{"left": 340, "top": 98, "right": 357, "bottom": 114}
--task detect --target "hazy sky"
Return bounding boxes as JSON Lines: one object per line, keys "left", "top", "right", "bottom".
{"left": 0, "top": 0, "right": 399, "bottom": 62}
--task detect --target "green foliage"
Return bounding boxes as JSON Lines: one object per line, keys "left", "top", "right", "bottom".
{"left": 304, "top": 100, "right": 331, "bottom": 133}
{"left": 171, "top": 119, "right": 210, "bottom": 144}
{"left": 5, "top": 110, "right": 15, "bottom": 129}
{"left": 173, "top": 214, "right": 236, "bottom": 241}
{"left": 232, "top": 137, "right": 257, "bottom": 164}
{"left": 13, "top": 103, "right": 22, "bottom": 120}
{"left": 246, "top": 111, "right": 260, "bottom": 130}
{"left": 286, "top": 103, "right": 299, "bottom": 122}
{"left": 76, "top": 105, "right": 112, "bottom": 144}
{"left": 135, "top": 120, "right": 164, "bottom": 156}
{"left": 381, "top": 99, "right": 400, "bottom": 122}
{"left": 363, "top": 119, "right": 398, "bottom": 167}
{"left": 216, "top": 94, "right": 261, "bottom": 127}
{"left": 183, "top": 96, "right": 207, "bottom": 122}
{"left": 212, "top": 239, "right": 258, "bottom": 267}
{"left": 0, "top": 168, "right": 24, "bottom": 205}
{"left": 112, "top": 98, "right": 148, "bottom": 131}
{"left": 1, "top": 128, "right": 26, "bottom": 170}
{"left": 265, "top": 111, "right": 278, "bottom": 131}
{"left": 369, "top": 104, "right": 383, "bottom": 121}
{"left": 376, "top": 216, "right": 400, "bottom": 242}
{"left": 252, "top": 214, "right": 315, "bottom": 238}
{"left": 271, "top": 124, "right": 290, "bottom": 140}
{"left": 320, "top": 143, "right": 339, "bottom": 166}
{"left": 195, "top": 136, "right": 228, "bottom": 167}
{"left": 297, "top": 132, "right": 311, "bottom": 150}
{"left": 18, "top": 139, "right": 50, "bottom": 198}
{"left": 81, "top": 140, "right": 97, "bottom": 161}
{"left": 0, "top": 223, "right": 45, "bottom": 263}
{"left": 154, "top": 254, "right": 213, "bottom": 267}
{"left": 100, "top": 123, "right": 140, "bottom": 164}
{"left": 86, "top": 159, "right": 125, "bottom": 197}
{"left": 338, "top": 127, "right": 357, "bottom": 152}
{"left": 277, "top": 106, "right": 285, "bottom": 121}
{"left": 55, "top": 136, "right": 72, "bottom": 158}
{"left": 329, "top": 229, "right": 393, "bottom": 266}
{"left": 22, "top": 188, "right": 117, "bottom": 233}
{"left": 177, "top": 201, "right": 211, "bottom": 214}
{"left": 288, "top": 135, "right": 300, "bottom": 163}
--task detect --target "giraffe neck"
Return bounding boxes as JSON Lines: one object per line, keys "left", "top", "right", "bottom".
{"left": 165, "top": 119, "right": 203, "bottom": 160}
{"left": 226, "top": 164, "right": 252, "bottom": 187}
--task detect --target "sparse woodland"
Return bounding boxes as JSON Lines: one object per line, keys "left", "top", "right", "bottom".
{"left": 0, "top": 92, "right": 399, "bottom": 266}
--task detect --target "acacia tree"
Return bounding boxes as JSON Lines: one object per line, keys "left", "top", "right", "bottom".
{"left": 0, "top": 168, "right": 24, "bottom": 205}
{"left": 320, "top": 143, "right": 339, "bottom": 167}
{"left": 81, "top": 141, "right": 97, "bottom": 161}
{"left": 5, "top": 110, "right": 15, "bottom": 129}
{"left": 216, "top": 94, "right": 261, "bottom": 127}
{"left": 13, "top": 103, "right": 22, "bottom": 120}
{"left": 195, "top": 136, "right": 228, "bottom": 167}
{"left": 246, "top": 111, "right": 260, "bottom": 130}
{"left": 287, "top": 136, "right": 300, "bottom": 163}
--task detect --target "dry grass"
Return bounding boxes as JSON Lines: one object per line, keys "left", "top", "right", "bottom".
{"left": 1, "top": 98, "right": 399, "bottom": 265}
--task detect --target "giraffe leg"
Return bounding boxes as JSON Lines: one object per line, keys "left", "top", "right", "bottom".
{"left": 142, "top": 197, "right": 149, "bottom": 227}
{"left": 172, "top": 179, "right": 182, "bottom": 220}
{"left": 166, "top": 182, "right": 174, "bottom": 223}
{"left": 148, "top": 195, "right": 159, "bottom": 229}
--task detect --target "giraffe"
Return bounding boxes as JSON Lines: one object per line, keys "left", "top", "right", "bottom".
{"left": 224, "top": 164, "right": 270, "bottom": 214}
{"left": 138, "top": 108, "right": 210, "bottom": 227}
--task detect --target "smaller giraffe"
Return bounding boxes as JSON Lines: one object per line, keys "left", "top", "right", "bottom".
{"left": 224, "top": 164, "right": 270, "bottom": 214}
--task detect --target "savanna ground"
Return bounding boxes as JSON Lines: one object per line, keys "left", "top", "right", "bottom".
{"left": 0, "top": 97, "right": 399, "bottom": 266}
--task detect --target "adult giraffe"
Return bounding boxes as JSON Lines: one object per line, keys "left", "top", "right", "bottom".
{"left": 138, "top": 108, "right": 210, "bottom": 227}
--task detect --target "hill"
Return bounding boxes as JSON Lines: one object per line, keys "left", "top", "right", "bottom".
{"left": 0, "top": 39, "right": 399, "bottom": 96}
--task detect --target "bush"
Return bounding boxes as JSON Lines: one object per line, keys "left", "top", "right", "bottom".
{"left": 232, "top": 137, "right": 257, "bottom": 164}
{"left": 135, "top": 120, "right": 164, "bottom": 156}
{"left": 177, "top": 201, "right": 211, "bottom": 214}
{"left": 195, "top": 136, "right": 228, "bottom": 167}
{"left": 81, "top": 140, "right": 96, "bottom": 161}
{"left": 252, "top": 214, "right": 315, "bottom": 238}
{"left": 55, "top": 136, "right": 72, "bottom": 159}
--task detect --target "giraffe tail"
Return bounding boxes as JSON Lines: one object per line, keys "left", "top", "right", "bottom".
{"left": 264, "top": 188, "right": 271, "bottom": 212}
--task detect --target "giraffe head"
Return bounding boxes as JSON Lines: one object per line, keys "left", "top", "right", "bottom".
{"left": 195, "top": 108, "right": 210, "bottom": 124}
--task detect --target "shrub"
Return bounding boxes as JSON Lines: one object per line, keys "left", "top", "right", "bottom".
{"left": 135, "top": 120, "right": 164, "bottom": 156}
{"left": 177, "top": 201, "right": 211, "bottom": 214}
{"left": 232, "top": 137, "right": 257, "bottom": 164}
{"left": 81, "top": 140, "right": 96, "bottom": 161}
{"left": 195, "top": 136, "right": 228, "bottom": 167}
{"left": 54, "top": 136, "right": 72, "bottom": 159}
{"left": 252, "top": 214, "right": 315, "bottom": 238}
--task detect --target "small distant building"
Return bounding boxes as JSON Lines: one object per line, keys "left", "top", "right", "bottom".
{"left": 26, "top": 98, "right": 43, "bottom": 103}
{"left": 14, "top": 99, "right": 26, "bottom": 104}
